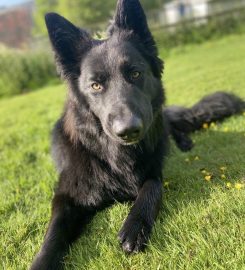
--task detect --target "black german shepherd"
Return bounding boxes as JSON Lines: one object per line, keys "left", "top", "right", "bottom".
{"left": 31, "top": 0, "right": 244, "bottom": 269}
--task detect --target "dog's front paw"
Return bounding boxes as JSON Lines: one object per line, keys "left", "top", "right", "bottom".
{"left": 177, "top": 135, "right": 194, "bottom": 152}
{"left": 118, "top": 215, "right": 152, "bottom": 254}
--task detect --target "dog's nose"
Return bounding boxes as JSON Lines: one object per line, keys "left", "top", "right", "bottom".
{"left": 113, "top": 117, "right": 143, "bottom": 142}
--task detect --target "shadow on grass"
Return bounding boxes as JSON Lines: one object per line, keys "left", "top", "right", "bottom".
{"left": 63, "top": 130, "right": 245, "bottom": 269}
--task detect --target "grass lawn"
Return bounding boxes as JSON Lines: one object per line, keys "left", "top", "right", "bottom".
{"left": 0, "top": 34, "right": 245, "bottom": 270}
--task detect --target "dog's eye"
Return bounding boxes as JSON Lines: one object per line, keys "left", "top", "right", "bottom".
{"left": 131, "top": 71, "right": 141, "bottom": 79}
{"left": 91, "top": 83, "right": 103, "bottom": 91}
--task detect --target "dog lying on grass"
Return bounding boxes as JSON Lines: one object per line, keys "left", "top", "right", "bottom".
{"left": 30, "top": 0, "right": 245, "bottom": 269}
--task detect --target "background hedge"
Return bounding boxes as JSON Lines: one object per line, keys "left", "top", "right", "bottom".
{"left": 0, "top": 47, "right": 57, "bottom": 98}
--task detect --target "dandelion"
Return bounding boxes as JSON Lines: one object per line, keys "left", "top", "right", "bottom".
{"left": 201, "top": 169, "right": 211, "bottom": 175}
{"left": 220, "top": 166, "right": 227, "bottom": 171}
{"left": 164, "top": 181, "right": 170, "bottom": 188}
{"left": 226, "top": 182, "right": 232, "bottom": 188}
{"left": 210, "top": 122, "right": 216, "bottom": 128}
{"left": 202, "top": 123, "right": 209, "bottom": 129}
{"left": 223, "top": 127, "right": 229, "bottom": 132}
{"left": 194, "top": 156, "right": 200, "bottom": 161}
{"left": 221, "top": 174, "right": 226, "bottom": 179}
{"left": 234, "top": 183, "right": 243, "bottom": 190}
{"left": 205, "top": 175, "right": 212, "bottom": 181}
{"left": 201, "top": 169, "right": 207, "bottom": 174}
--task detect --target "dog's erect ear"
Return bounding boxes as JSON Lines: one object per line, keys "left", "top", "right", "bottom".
{"left": 109, "top": 0, "right": 157, "bottom": 56}
{"left": 45, "top": 13, "right": 92, "bottom": 78}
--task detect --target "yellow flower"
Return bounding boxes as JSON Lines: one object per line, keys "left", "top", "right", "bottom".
{"left": 226, "top": 182, "right": 232, "bottom": 188}
{"left": 210, "top": 122, "right": 216, "bottom": 128}
{"left": 201, "top": 169, "right": 211, "bottom": 175}
{"left": 205, "top": 175, "right": 212, "bottom": 181}
{"left": 164, "top": 181, "right": 170, "bottom": 188}
{"left": 201, "top": 169, "right": 207, "bottom": 174}
{"left": 202, "top": 123, "right": 209, "bottom": 129}
{"left": 223, "top": 127, "right": 229, "bottom": 132}
{"left": 194, "top": 156, "right": 200, "bottom": 161}
{"left": 221, "top": 174, "right": 226, "bottom": 179}
{"left": 220, "top": 166, "right": 227, "bottom": 171}
{"left": 234, "top": 183, "right": 243, "bottom": 190}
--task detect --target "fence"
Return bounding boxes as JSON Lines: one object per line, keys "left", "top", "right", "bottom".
{"left": 148, "top": 0, "right": 245, "bottom": 31}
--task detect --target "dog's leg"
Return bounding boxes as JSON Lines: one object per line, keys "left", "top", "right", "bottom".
{"left": 118, "top": 179, "right": 162, "bottom": 253}
{"left": 30, "top": 194, "right": 95, "bottom": 270}
{"left": 171, "top": 128, "right": 194, "bottom": 152}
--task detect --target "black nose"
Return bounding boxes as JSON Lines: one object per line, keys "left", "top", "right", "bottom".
{"left": 113, "top": 117, "right": 143, "bottom": 142}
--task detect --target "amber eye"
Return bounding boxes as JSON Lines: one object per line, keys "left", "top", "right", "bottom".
{"left": 91, "top": 83, "right": 103, "bottom": 91}
{"left": 131, "top": 71, "right": 141, "bottom": 79}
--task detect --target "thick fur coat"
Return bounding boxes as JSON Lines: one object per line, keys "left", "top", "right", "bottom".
{"left": 30, "top": 1, "right": 245, "bottom": 269}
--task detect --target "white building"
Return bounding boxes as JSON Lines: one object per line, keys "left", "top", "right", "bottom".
{"left": 161, "top": 0, "right": 210, "bottom": 26}
{"left": 156, "top": 0, "right": 245, "bottom": 28}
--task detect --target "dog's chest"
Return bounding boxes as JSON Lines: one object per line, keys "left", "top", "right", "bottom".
{"left": 58, "top": 151, "right": 143, "bottom": 207}
{"left": 92, "top": 153, "right": 143, "bottom": 203}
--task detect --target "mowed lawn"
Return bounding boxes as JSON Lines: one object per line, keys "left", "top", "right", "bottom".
{"left": 0, "top": 34, "right": 245, "bottom": 270}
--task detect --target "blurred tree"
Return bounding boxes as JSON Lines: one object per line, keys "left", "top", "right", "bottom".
{"left": 34, "top": 0, "right": 163, "bottom": 35}
{"left": 56, "top": 0, "right": 115, "bottom": 25}
{"left": 34, "top": 0, "right": 59, "bottom": 35}
{"left": 141, "top": 0, "right": 163, "bottom": 10}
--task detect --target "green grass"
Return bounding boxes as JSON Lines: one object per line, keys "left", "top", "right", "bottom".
{"left": 0, "top": 33, "right": 245, "bottom": 270}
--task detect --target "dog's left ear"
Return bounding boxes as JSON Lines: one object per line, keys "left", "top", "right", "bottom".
{"left": 109, "top": 0, "right": 163, "bottom": 77}
{"left": 109, "top": 0, "right": 157, "bottom": 56}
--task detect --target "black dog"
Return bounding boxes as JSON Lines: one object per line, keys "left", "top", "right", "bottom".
{"left": 31, "top": 0, "right": 244, "bottom": 269}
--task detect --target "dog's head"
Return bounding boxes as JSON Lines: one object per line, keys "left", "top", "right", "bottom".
{"left": 45, "top": 0, "right": 164, "bottom": 145}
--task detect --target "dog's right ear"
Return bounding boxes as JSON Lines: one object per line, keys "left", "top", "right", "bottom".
{"left": 45, "top": 13, "right": 92, "bottom": 78}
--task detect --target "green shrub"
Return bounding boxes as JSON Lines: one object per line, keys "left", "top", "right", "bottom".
{"left": 0, "top": 48, "right": 57, "bottom": 98}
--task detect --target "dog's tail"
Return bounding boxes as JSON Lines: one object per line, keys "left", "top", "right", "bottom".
{"left": 164, "top": 91, "right": 245, "bottom": 151}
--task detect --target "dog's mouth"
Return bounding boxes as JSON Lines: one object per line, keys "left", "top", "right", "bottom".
{"left": 103, "top": 124, "right": 143, "bottom": 145}
{"left": 119, "top": 138, "right": 141, "bottom": 145}
{"left": 113, "top": 132, "right": 142, "bottom": 145}
{"left": 118, "top": 131, "right": 142, "bottom": 144}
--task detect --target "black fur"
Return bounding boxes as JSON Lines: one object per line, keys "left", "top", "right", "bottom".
{"left": 165, "top": 92, "right": 245, "bottom": 151}
{"left": 30, "top": 1, "right": 244, "bottom": 269}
